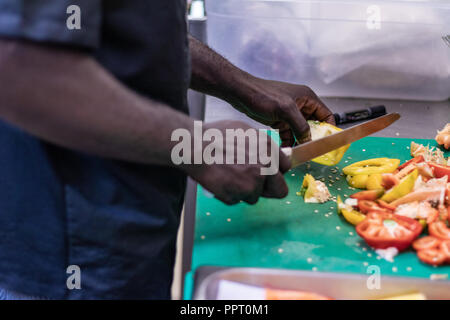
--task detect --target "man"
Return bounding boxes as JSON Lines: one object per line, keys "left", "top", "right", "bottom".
{"left": 0, "top": 1, "right": 334, "bottom": 299}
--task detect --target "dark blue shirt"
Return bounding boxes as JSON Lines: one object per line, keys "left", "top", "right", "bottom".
{"left": 0, "top": 0, "right": 190, "bottom": 299}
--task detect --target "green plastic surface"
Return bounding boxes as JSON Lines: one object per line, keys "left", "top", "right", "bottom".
{"left": 191, "top": 137, "right": 450, "bottom": 281}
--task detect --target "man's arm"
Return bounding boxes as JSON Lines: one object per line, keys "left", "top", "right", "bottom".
{"left": 0, "top": 39, "right": 193, "bottom": 166}
{"left": 189, "top": 35, "right": 335, "bottom": 147}
{"left": 0, "top": 39, "right": 288, "bottom": 204}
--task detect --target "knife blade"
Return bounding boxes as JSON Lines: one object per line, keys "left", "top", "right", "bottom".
{"left": 282, "top": 112, "right": 400, "bottom": 169}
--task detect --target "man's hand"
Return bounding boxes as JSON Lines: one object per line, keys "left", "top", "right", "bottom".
{"left": 229, "top": 78, "right": 335, "bottom": 147}
{"left": 189, "top": 36, "right": 334, "bottom": 148}
{"left": 182, "top": 120, "right": 290, "bottom": 205}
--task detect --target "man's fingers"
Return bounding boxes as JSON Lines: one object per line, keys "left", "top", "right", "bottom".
{"left": 297, "top": 96, "right": 335, "bottom": 126}
{"left": 281, "top": 103, "right": 311, "bottom": 144}
{"left": 262, "top": 172, "right": 288, "bottom": 199}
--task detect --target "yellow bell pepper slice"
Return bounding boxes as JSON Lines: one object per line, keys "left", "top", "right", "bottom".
{"left": 343, "top": 158, "right": 400, "bottom": 176}
{"left": 301, "top": 174, "right": 318, "bottom": 202}
{"left": 366, "top": 173, "right": 383, "bottom": 190}
{"left": 308, "top": 121, "right": 350, "bottom": 166}
{"left": 337, "top": 196, "right": 366, "bottom": 225}
{"left": 380, "top": 169, "right": 419, "bottom": 203}
{"left": 346, "top": 174, "right": 369, "bottom": 189}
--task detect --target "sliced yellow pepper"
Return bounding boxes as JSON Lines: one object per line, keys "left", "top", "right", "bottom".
{"left": 366, "top": 173, "right": 383, "bottom": 190}
{"left": 337, "top": 196, "right": 366, "bottom": 225}
{"left": 346, "top": 174, "right": 369, "bottom": 189}
{"left": 380, "top": 169, "right": 419, "bottom": 203}
{"left": 343, "top": 158, "right": 400, "bottom": 176}
{"left": 308, "top": 121, "right": 350, "bottom": 166}
{"left": 301, "top": 174, "right": 317, "bottom": 202}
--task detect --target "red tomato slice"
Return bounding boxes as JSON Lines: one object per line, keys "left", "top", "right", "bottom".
{"left": 350, "top": 189, "right": 384, "bottom": 201}
{"left": 429, "top": 221, "right": 450, "bottom": 240}
{"left": 376, "top": 199, "right": 397, "bottom": 211}
{"left": 397, "top": 156, "right": 424, "bottom": 171}
{"left": 413, "top": 236, "right": 441, "bottom": 251}
{"left": 417, "top": 248, "right": 446, "bottom": 266}
{"left": 356, "top": 212, "right": 423, "bottom": 251}
{"left": 381, "top": 173, "right": 400, "bottom": 190}
{"left": 358, "top": 200, "right": 391, "bottom": 214}
{"left": 428, "top": 163, "right": 450, "bottom": 179}
{"left": 440, "top": 240, "right": 450, "bottom": 263}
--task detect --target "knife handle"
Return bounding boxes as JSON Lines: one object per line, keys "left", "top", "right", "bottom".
{"left": 334, "top": 105, "right": 386, "bottom": 125}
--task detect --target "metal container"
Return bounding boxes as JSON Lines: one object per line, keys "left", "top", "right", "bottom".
{"left": 194, "top": 267, "right": 450, "bottom": 300}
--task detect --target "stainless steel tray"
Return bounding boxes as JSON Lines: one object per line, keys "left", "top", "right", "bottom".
{"left": 193, "top": 267, "right": 450, "bottom": 300}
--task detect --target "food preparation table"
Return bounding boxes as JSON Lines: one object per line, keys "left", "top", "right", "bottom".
{"left": 181, "top": 95, "right": 450, "bottom": 299}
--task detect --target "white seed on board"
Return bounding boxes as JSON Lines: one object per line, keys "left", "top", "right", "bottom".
{"left": 278, "top": 248, "right": 284, "bottom": 254}
{"left": 336, "top": 226, "right": 341, "bottom": 230}
{"left": 227, "top": 218, "right": 231, "bottom": 222}
{"left": 406, "top": 267, "right": 412, "bottom": 272}
{"left": 307, "top": 257, "right": 313, "bottom": 263}
{"left": 286, "top": 201, "right": 291, "bottom": 204}
{"left": 206, "top": 212, "right": 211, "bottom": 216}
{"left": 363, "top": 262, "right": 369, "bottom": 267}
{"left": 349, "top": 232, "right": 354, "bottom": 236}
{"left": 314, "top": 209, "right": 319, "bottom": 213}
{"left": 392, "top": 267, "right": 398, "bottom": 272}
{"left": 362, "top": 149, "right": 366, "bottom": 152}
{"left": 201, "top": 235, "right": 205, "bottom": 240}
{"left": 291, "top": 173, "right": 295, "bottom": 176}
{"left": 367, "top": 253, "right": 372, "bottom": 258}
{"left": 312, "top": 267, "right": 318, "bottom": 272}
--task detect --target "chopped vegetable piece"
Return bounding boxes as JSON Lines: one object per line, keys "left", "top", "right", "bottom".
{"left": 377, "top": 200, "right": 397, "bottom": 211}
{"left": 396, "top": 156, "right": 424, "bottom": 172}
{"left": 358, "top": 200, "right": 391, "bottom": 214}
{"left": 341, "top": 207, "right": 366, "bottom": 226}
{"left": 346, "top": 174, "right": 369, "bottom": 189}
{"left": 308, "top": 120, "right": 350, "bottom": 166}
{"left": 435, "top": 123, "right": 450, "bottom": 150}
{"left": 351, "top": 189, "right": 384, "bottom": 201}
{"left": 356, "top": 212, "right": 422, "bottom": 251}
{"left": 428, "top": 163, "right": 450, "bottom": 179}
{"left": 380, "top": 169, "right": 418, "bottom": 203}
{"left": 301, "top": 174, "right": 331, "bottom": 203}
{"left": 417, "top": 249, "right": 446, "bottom": 266}
{"left": 343, "top": 158, "right": 400, "bottom": 176}
{"left": 413, "top": 236, "right": 441, "bottom": 251}
{"left": 390, "top": 189, "right": 442, "bottom": 207}
{"left": 428, "top": 221, "right": 450, "bottom": 240}
{"left": 366, "top": 173, "right": 383, "bottom": 190}
{"left": 381, "top": 173, "right": 400, "bottom": 190}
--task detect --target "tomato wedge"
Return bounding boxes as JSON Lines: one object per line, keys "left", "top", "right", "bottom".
{"left": 350, "top": 189, "right": 384, "bottom": 201}
{"left": 396, "top": 155, "right": 424, "bottom": 172}
{"left": 358, "top": 200, "right": 392, "bottom": 214}
{"left": 417, "top": 249, "right": 447, "bottom": 266}
{"left": 428, "top": 163, "right": 450, "bottom": 179}
{"left": 440, "top": 240, "right": 450, "bottom": 263}
{"left": 356, "top": 212, "right": 422, "bottom": 251}
{"left": 413, "top": 236, "right": 441, "bottom": 251}
{"left": 376, "top": 199, "right": 397, "bottom": 211}
{"left": 428, "top": 221, "right": 450, "bottom": 240}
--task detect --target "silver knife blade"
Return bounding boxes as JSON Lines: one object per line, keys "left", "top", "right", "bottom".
{"left": 283, "top": 113, "right": 400, "bottom": 168}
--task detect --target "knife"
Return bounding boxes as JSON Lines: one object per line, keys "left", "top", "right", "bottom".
{"left": 282, "top": 113, "right": 400, "bottom": 169}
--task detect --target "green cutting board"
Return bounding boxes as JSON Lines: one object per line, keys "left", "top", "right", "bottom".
{"left": 191, "top": 137, "right": 450, "bottom": 280}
